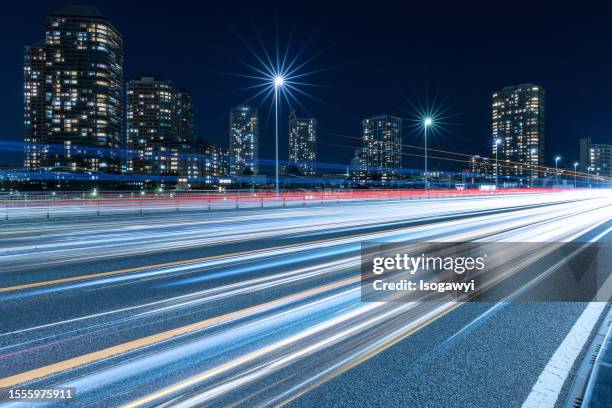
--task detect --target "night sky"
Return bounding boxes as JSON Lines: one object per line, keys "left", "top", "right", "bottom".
{"left": 1, "top": 0, "right": 611, "bottom": 171}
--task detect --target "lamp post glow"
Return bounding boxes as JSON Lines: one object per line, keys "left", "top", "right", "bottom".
{"left": 573, "top": 162, "right": 578, "bottom": 188}
{"left": 495, "top": 138, "right": 501, "bottom": 187}
{"left": 423, "top": 117, "right": 432, "bottom": 190}
{"left": 274, "top": 75, "right": 284, "bottom": 195}
{"left": 555, "top": 156, "right": 561, "bottom": 186}
{"left": 231, "top": 42, "right": 321, "bottom": 194}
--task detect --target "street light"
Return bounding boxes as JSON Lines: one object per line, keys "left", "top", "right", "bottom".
{"left": 423, "top": 117, "right": 433, "bottom": 190}
{"left": 273, "top": 75, "right": 284, "bottom": 195}
{"left": 494, "top": 138, "right": 502, "bottom": 187}
{"left": 530, "top": 148, "right": 537, "bottom": 188}
{"left": 587, "top": 166, "right": 592, "bottom": 188}
{"left": 573, "top": 162, "right": 578, "bottom": 188}
{"left": 555, "top": 156, "right": 561, "bottom": 186}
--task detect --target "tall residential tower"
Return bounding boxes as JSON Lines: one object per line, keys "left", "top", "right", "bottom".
{"left": 175, "top": 89, "right": 195, "bottom": 144}
{"left": 361, "top": 115, "right": 402, "bottom": 182}
{"left": 24, "top": 5, "right": 123, "bottom": 173}
{"left": 126, "top": 75, "right": 181, "bottom": 176}
{"left": 229, "top": 105, "right": 259, "bottom": 176}
{"left": 580, "top": 138, "right": 612, "bottom": 178}
{"left": 492, "top": 84, "right": 545, "bottom": 184}
{"left": 288, "top": 110, "right": 317, "bottom": 176}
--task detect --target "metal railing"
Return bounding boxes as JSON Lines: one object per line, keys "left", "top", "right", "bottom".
{"left": 0, "top": 188, "right": 559, "bottom": 221}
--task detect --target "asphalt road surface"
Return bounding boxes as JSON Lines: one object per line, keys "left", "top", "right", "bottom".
{"left": 0, "top": 191, "right": 610, "bottom": 407}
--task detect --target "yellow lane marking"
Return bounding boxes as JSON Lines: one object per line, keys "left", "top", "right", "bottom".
{"left": 0, "top": 228, "right": 58, "bottom": 237}
{"left": 276, "top": 302, "right": 463, "bottom": 408}
{"left": 4, "top": 196, "right": 596, "bottom": 297}
{"left": 0, "top": 200, "right": 575, "bottom": 294}
{"left": 0, "top": 257, "right": 214, "bottom": 293}
{"left": 0, "top": 202, "right": 537, "bottom": 293}
{"left": 0, "top": 244, "right": 299, "bottom": 293}
{"left": 124, "top": 301, "right": 461, "bottom": 408}
{"left": 0, "top": 223, "right": 374, "bottom": 293}
{"left": 0, "top": 276, "right": 358, "bottom": 388}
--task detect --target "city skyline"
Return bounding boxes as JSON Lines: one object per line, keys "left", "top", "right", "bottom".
{"left": 1, "top": 1, "right": 611, "bottom": 172}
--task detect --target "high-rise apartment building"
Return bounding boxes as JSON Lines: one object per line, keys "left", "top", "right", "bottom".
{"left": 589, "top": 144, "right": 612, "bottom": 178}
{"left": 24, "top": 5, "right": 123, "bottom": 173}
{"left": 580, "top": 137, "right": 612, "bottom": 178}
{"left": 175, "top": 89, "right": 195, "bottom": 144}
{"left": 126, "top": 75, "right": 179, "bottom": 176}
{"left": 469, "top": 155, "right": 493, "bottom": 184}
{"left": 229, "top": 105, "right": 259, "bottom": 176}
{"left": 361, "top": 115, "right": 402, "bottom": 182}
{"left": 180, "top": 143, "right": 230, "bottom": 186}
{"left": 491, "top": 84, "right": 545, "bottom": 184}
{"left": 349, "top": 149, "right": 367, "bottom": 185}
{"left": 288, "top": 110, "right": 317, "bottom": 176}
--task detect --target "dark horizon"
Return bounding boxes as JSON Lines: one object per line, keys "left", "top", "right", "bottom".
{"left": 1, "top": 0, "right": 612, "bottom": 171}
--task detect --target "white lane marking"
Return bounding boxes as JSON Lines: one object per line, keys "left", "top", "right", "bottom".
{"left": 522, "top": 225, "right": 612, "bottom": 408}
{"left": 521, "top": 302, "right": 606, "bottom": 408}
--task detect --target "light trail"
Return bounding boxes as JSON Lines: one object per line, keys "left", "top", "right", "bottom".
{"left": 0, "top": 192, "right": 587, "bottom": 272}
{"left": 1, "top": 193, "right": 598, "bottom": 294}
{"left": 0, "top": 190, "right": 610, "bottom": 407}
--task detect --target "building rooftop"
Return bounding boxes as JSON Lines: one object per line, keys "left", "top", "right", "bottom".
{"left": 501, "top": 83, "right": 542, "bottom": 91}
{"left": 132, "top": 75, "right": 167, "bottom": 83}
{"left": 51, "top": 5, "right": 105, "bottom": 18}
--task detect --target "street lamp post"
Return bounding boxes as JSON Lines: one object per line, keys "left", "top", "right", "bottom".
{"left": 423, "top": 117, "right": 432, "bottom": 190}
{"left": 555, "top": 156, "right": 561, "bottom": 186}
{"left": 587, "top": 166, "right": 592, "bottom": 188}
{"left": 530, "top": 148, "right": 537, "bottom": 188}
{"left": 273, "top": 75, "right": 284, "bottom": 196}
{"left": 495, "top": 138, "right": 501, "bottom": 188}
{"left": 573, "top": 162, "right": 578, "bottom": 188}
